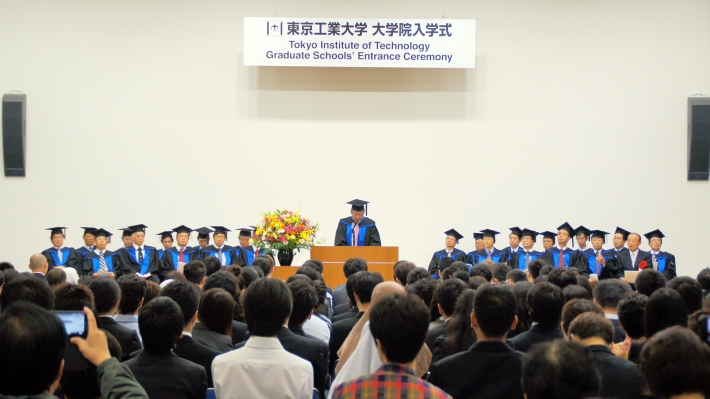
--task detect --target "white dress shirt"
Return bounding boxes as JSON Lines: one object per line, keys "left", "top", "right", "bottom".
{"left": 630, "top": 249, "right": 639, "bottom": 266}
{"left": 212, "top": 336, "right": 313, "bottom": 399}
{"left": 215, "top": 245, "right": 226, "bottom": 265}
{"left": 303, "top": 315, "right": 330, "bottom": 344}
{"left": 114, "top": 314, "right": 142, "bottom": 342}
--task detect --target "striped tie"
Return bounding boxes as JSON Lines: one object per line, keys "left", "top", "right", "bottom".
{"left": 99, "top": 251, "right": 108, "bottom": 272}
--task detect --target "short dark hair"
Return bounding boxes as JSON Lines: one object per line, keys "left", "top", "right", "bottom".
{"left": 343, "top": 257, "right": 367, "bottom": 278}
{"left": 252, "top": 257, "right": 273, "bottom": 277}
{"left": 406, "top": 268, "right": 430, "bottom": 285}
{"left": 474, "top": 284, "right": 516, "bottom": 338}
{"left": 244, "top": 278, "right": 292, "bottom": 337}
{"left": 669, "top": 276, "right": 703, "bottom": 314}
{"left": 617, "top": 294, "right": 647, "bottom": 340}
{"left": 539, "top": 265, "right": 553, "bottom": 277}
{"left": 241, "top": 266, "right": 260, "bottom": 288}
{"left": 575, "top": 276, "right": 593, "bottom": 297}
{"left": 527, "top": 282, "right": 564, "bottom": 328}
{"left": 138, "top": 296, "right": 184, "bottom": 355}
{"left": 46, "top": 268, "right": 66, "bottom": 287}
{"left": 568, "top": 312, "right": 614, "bottom": 344}
{"left": 160, "top": 281, "right": 200, "bottom": 326}
{"left": 165, "top": 271, "right": 187, "bottom": 283}
{"left": 527, "top": 260, "right": 546, "bottom": 279}
{"left": 116, "top": 275, "right": 146, "bottom": 314}
{"left": 302, "top": 259, "right": 324, "bottom": 274}
{"left": 143, "top": 280, "right": 161, "bottom": 305}
{"left": 405, "top": 278, "right": 427, "bottom": 298}
{"left": 491, "top": 263, "right": 511, "bottom": 282}
{"left": 201, "top": 256, "right": 222, "bottom": 276}
{"left": 369, "top": 293, "right": 429, "bottom": 364}
{"left": 183, "top": 260, "right": 206, "bottom": 285}
{"left": 697, "top": 268, "right": 710, "bottom": 291}
{"left": 512, "top": 282, "right": 533, "bottom": 334}
{"left": 438, "top": 257, "right": 456, "bottom": 274}
{"left": 2, "top": 269, "right": 20, "bottom": 285}
{"left": 547, "top": 269, "right": 577, "bottom": 290}
{"left": 421, "top": 279, "right": 440, "bottom": 309}
{"left": 353, "top": 271, "right": 384, "bottom": 304}
{"left": 470, "top": 264, "right": 492, "bottom": 281}
{"left": 593, "top": 279, "right": 632, "bottom": 309}
{"left": 0, "top": 261, "right": 15, "bottom": 271}
{"left": 198, "top": 288, "right": 234, "bottom": 336}
{"left": 89, "top": 278, "right": 121, "bottom": 314}
{"left": 435, "top": 279, "right": 469, "bottom": 316}
{"left": 452, "top": 270, "right": 470, "bottom": 284}
{"left": 561, "top": 299, "right": 603, "bottom": 334}
{"left": 0, "top": 275, "right": 55, "bottom": 311}
{"left": 345, "top": 272, "right": 361, "bottom": 307}
{"left": 688, "top": 310, "right": 710, "bottom": 345}
{"left": 563, "top": 285, "right": 592, "bottom": 302}
{"left": 640, "top": 326, "right": 710, "bottom": 398}
{"left": 394, "top": 261, "right": 416, "bottom": 284}
{"left": 54, "top": 284, "right": 95, "bottom": 312}
{"left": 522, "top": 340, "right": 601, "bottom": 399}
{"left": 645, "top": 288, "right": 688, "bottom": 338}
{"left": 77, "top": 276, "right": 95, "bottom": 287}
{"left": 287, "top": 279, "right": 318, "bottom": 326}
{"left": 204, "top": 270, "right": 238, "bottom": 298}
{"left": 0, "top": 302, "right": 67, "bottom": 396}
{"left": 296, "top": 265, "right": 320, "bottom": 281}
{"left": 507, "top": 269, "right": 528, "bottom": 284}
{"left": 469, "top": 276, "right": 489, "bottom": 290}
{"left": 635, "top": 269, "right": 666, "bottom": 296}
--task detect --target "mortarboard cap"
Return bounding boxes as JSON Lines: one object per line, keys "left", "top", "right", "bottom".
{"left": 172, "top": 225, "right": 193, "bottom": 235}
{"left": 81, "top": 227, "right": 96, "bottom": 236}
{"left": 237, "top": 227, "right": 254, "bottom": 237}
{"left": 118, "top": 228, "right": 133, "bottom": 237}
{"left": 92, "top": 228, "right": 112, "bottom": 243}
{"left": 614, "top": 227, "right": 631, "bottom": 241}
{"left": 557, "top": 222, "right": 575, "bottom": 236}
{"left": 509, "top": 227, "right": 522, "bottom": 239}
{"left": 473, "top": 233, "right": 483, "bottom": 240}
{"left": 444, "top": 229, "right": 464, "bottom": 241}
{"left": 644, "top": 229, "right": 665, "bottom": 241}
{"left": 127, "top": 224, "right": 147, "bottom": 234}
{"left": 157, "top": 231, "right": 173, "bottom": 241}
{"left": 590, "top": 230, "right": 609, "bottom": 243}
{"left": 479, "top": 229, "right": 500, "bottom": 238}
{"left": 195, "top": 227, "right": 213, "bottom": 239}
{"left": 574, "top": 225, "right": 591, "bottom": 238}
{"left": 521, "top": 228, "right": 539, "bottom": 241}
{"left": 46, "top": 227, "right": 67, "bottom": 237}
{"left": 347, "top": 199, "right": 370, "bottom": 215}
{"left": 211, "top": 226, "right": 231, "bottom": 238}
{"left": 541, "top": 231, "right": 557, "bottom": 240}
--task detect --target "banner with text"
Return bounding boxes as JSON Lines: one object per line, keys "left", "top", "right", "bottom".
{"left": 244, "top": 18, "right": 475, "bottom": 69}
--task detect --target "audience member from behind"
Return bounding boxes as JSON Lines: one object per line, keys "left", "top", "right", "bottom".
{"left": 0, "top": 274, "right": 55, "bottom": 311}
{"left": 89, "top": 278, "right": 142, "bottom": 360}
{"left": 161, "top": 280, "right": 221, "bottom": 387}
{"left": 635, "top": 268, "right": 666, "bottom": 297}
{"left": 124, "top": 297, "right": 207, "bottom": 399}
{"left": 193, "top": 288, "right": 235, "bottom": 353}
{"left": 430, "top": 284, "right": 524, "bottom": 399}
{"left": 393, "top": 260, "right": 416, "bottom": 286}
{"left": 470, "top": 263, "right": 492, "bottom": 282}
{"left": 568, "top": 313, "right": 645, "bottom": 399}
{"left": 61, "top": 330, "right": 123, "bottom": 399}
{"left": 201, "top": 256, "right": 221, "bottom": 277}
{"left": 628, "top": 288, "right": 689, "bottom": 364}
{"left": 332, "top": 294, "right": 451, "bottom": 399}
{"left": 522, "top": 340, "right": 601, "bottom": 399}
{"left": 406, "top": 267, "right": 430, "bottom": 285}
{"left": 640, "top": 326, "right": 710, "bottom": 399}
{"left": 426, "top": 279, "right": 470, "bottom": 351}
{"left": 506, "top": 269, "right": 527, "bottom": 285}
{"left": 490, "top": 263, "right": 512, "bottom": 285}
{"left": 333, "top": 272, "right": 361, "bottom": 321}
{"left": 526, "top": 259, "right": 546, "bottom": 283}
{"left": 510, "top": 282, "right": 564, "bottom": 353}
{"left": 593, "top": 279, "right": 632, "bottom": 344}
{"left": 54, "top": 283, "right": 95, "bottom": 312}
{"left": 252, "top": 256, "right": 273, "bottom": 278}
{"left": 509, "top": 282, "right": 533, "bottom": 339}
{"left": 560, "top": 299, "right": 603, "bottom": 338}
{"left": 696, "top": 268, "right": 710, "bottom": 298}
{"left": 668, "top": 276, "right": 703, "bottom": 315}
{"left": 431, "top": 290, "right": 477, "bottom": 363}
{"left": 213, "top": 278, "right": 314, "bottom": 399}
{"left": 46, "top": 268, "right": 66, "bottom": 288}
{"left": 183, "top": 260, "right": 207, "bottom": 289}
{"left": 612, "top": 294, "right": 647, "bottom": 359}
{"left": 204, "top": 270, "right": 248, "bottom": 344}
{"left": 563, "top": 285, "right": 592, "bottom": 302}
{"left": 28, "top": 253, "right": 49, "bottom": 281}
{"left": 547, "top": 268, "right": 577, "bottom": 290}
{"left": 115, "top": 275, "right": 147, "bottom": 340}
{"left": 333, "top": 257, "right": 368, "bottom": 309}
{"left": 0, "top": 302, "right": 149, "bottom": 398}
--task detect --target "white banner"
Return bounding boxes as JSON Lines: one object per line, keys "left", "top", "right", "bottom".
{"left": 244, "top": 18, "right": 475, "bottom": 69}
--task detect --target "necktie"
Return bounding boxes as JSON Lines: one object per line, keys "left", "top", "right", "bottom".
{"left": 486, "top": 250, "right": 492, "bottom": 261}
{"left": 353, "top": 223, "right": 360, "bottom": 246}
{"left": 631, "top": 252, "right": 637, "bottom": 268}
{"left": 652, "top": 253, "right": 657, "bottom": 262}
{"left": 558, "top": 249, "right": 565, "bottom": 268}
{"left": 218, "top": 248, "right": 223, "bottom": 265}
{"left": 179, "top": 248, "right": 185, "bottom": 263}
{"left": 99, "top": 251, "right": 108, "bottom": 272}
{"left": 525, "top": 251, "right": 531, "bottom": 266}
{"left": 447, "top": 251, "right": 451, "bottom": 258}
{"left": 137, "top": 248, "right": 144, "bottom": 264}
{"left": 57, "top": 248, "right": 63, "bottom": 265}
{"left": 595, "top": 251, "right": 601, "bottom": 275}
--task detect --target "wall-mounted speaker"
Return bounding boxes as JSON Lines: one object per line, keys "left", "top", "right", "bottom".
{"left": 2, "top": 93, "right": 26, "bottom": 177}
{"left": 688, "top": 97, "right": 710, "bottom": 181}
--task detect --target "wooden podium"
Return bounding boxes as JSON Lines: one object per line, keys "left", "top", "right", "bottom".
{"left": 271, "top": 246, "right": 399, "bottom": 287}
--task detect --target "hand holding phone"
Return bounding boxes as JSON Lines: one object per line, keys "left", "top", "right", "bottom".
{"left": 69, "top": 307, "right": 112, "bottom": 367}
{"left": 53, "top": 310, "right": 88, "bottom": 339}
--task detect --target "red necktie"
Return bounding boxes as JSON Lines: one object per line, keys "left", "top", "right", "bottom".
{"left": 558, "top": 249, "right": 565, "bottom": 268}
{"left": 179, "top": 248, "right": 185, "bottom": 263}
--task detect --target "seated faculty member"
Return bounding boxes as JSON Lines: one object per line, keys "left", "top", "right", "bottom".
{"left": 542, "top": 222, "right": 589, "bottom": 275}
{"left": 162, "top": 225, "right": 200, "bottom": 271}
{"left": 200, "top": 226, "right": 245, "bottom": 266}
{"left": 466, "top": 229, "right": 508, "bottom": 265}
{"left": 509, "top": 228, "right": 544, "bottom": 271}
{"left": 83, "top": 228, "right": 120, "bottom": 278}
{"left": 41, "top": 227, "right": 82, "bottom": 278}
{"left": 644, "top": 229, "right": 677, "bottom": 280}
{"left": 428, "top": 229, "right": 467, "bottom": 275}
{"left": 116, "top": 224, "right": 167, "bottom": 283}
{"left": 335, "top": 199, "right": 381, "bottom": 246}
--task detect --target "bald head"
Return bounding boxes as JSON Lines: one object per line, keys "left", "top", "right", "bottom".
{"left": 29, "top": 254, "right": 48, "bottom": 273}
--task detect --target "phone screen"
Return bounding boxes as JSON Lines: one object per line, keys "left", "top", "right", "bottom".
{"left": 54, "top": 311, "right": 87, "bottom": 338}
{"left": 706, "top": 318, "right": 710, "bottom": 343}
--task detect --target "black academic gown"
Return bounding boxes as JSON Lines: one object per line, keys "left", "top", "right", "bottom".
{"left": 509, "top": 250, "right": 544, "bottom": 270}
{"left": 83, "top": 250, "right": 122, "bottom": 276}
{"left": 41, "top": 247, "right": 83, "bottom": 274}
{"left": 334, "top": 217, "right": 381, "bottom": 246}
{"left": 542, "top": 247, "right": 590, "bottom": 276}
{"left": 466, "top": 248, "right": 508, "bottom": 265}
{"left": 199, "top": 245, "right": 246, "bottom": 266}
{"left": 584, "top": 249, "right": 619, "bottom": 280}
{"left": 162, "top": 246, "right": 200, "bottom": 271}
{"left": 428, "top": 248, "right": 467, "bottom": 274}
{"left": 654, "top": 251, "right": 677, "bottom": 280}
{"left": 115, "top": 246, "right": 166, "bottom": 283}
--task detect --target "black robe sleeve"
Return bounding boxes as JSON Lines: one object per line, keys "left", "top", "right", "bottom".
{"left": 428, "top": 254, "right": 440, "bottom": 274}
{"left": 232, "top": 249, "right": 248, "bottom": 267}
{"left": 153, "top": 251, "right": 171, "bottom": 282}
{"left": 571, "top": 252, "right": 590, "bottom": 277}
{"left": 161, "top": 249, "right": 175, "bottom": 271}
{"left": 366, "top": 225, "right": 381, "bottom": 246}
{"left": 508, "top": 253, "right": 519, "bottom": 270}
{"left": 542, "top": 251, "right": 554, "bottom": 266}
{"left": 601, "top": 257, "right": 623, "bottom": 280}
{"left": 41, "top": 250, "right": 57, "bottom": 270}
{"left": 663, "top": 254, "right": 677, "bottom": 280}
{"left": 334, "top": 221, "right": 348, "bottom": 246}
{"left": 64, "top": 249, "right": 84, "bottom": 276}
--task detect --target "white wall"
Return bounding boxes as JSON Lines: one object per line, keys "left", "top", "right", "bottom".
{"left": 1, "top": 0, "right": 709, "bottom": 276}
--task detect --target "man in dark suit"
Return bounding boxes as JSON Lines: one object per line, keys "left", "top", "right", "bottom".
{"left": 593, "top": 280, "right": 633, "bottom": 344}
{"left": 333, "top": 273, "right": 360, "bottom": 320}
{"left": 510, "top": 282, "right": 565, "bottom": 353}
{"left": 287, "top": 278, "right": 330, "bottom": 368}
{"left": 203, "top": 270, "right": 249, "bottom": 345}
{"left": 88, "top": 278, "right": 142, "bottom": 361}
{"left": 429, "top": 284, "right": 525, "bottom": 399}
{"left": 160, "top": 281, "right": 221, "bottom": 387}
{"left": 620, "top": 233, "right": 653, "bottom": 280}
{"left": 28, "top": 254, "right": 48, "bottom": 282}
{"left": 332, "top": 257, "right": 367, "bottom": 313}
{"left": 425, "top": 279, "right": 469, "bottom": 351}
{"left": 568, "top": 313, "right": 645, "bottom": 399}
{"left": 124, "top": 297, "right": 207, "bottom": 399}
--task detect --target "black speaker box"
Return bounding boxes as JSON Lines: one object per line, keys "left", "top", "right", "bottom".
{"left": 2, "top": 93, "right": 26, "bottom": 177}
{"left": 688, "top": 97, "right": 710, "bottom": 181}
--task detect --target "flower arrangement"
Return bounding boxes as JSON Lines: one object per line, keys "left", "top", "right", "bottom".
{"left": 252, "top": 209, "right": 319, "bottom": 252}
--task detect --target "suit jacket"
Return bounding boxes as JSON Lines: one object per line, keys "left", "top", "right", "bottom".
{"left": 192, "top": 322, "right": 232, "bottom": 353}
{"left": 329, "top": 312, "right": 364, "bottom": 376}
{"left": 173, "top": 335, "right": 221, "bottom": 388}
{"left": 99, "top": 316, "right": 142, "bottom": 361}
{"left": 332, "top": 284, "right": 348, "bottom": 309}
{"left": 32, "top": 272, "right": 47, "bottom": 282}
{"left": 289, "top": 324, "right": 330, "bottom": 385}
{"left": 123, "top": 352, "right": 207, "bottom": 399}
{"left": 231, "top": 320, "right": 248, "bottom": 345}
{"left": 333, "top": 306, "right": 358, "bottom": 323}
{"left": 425, "top": 320, "right": 449, "bottom": 352}
{"left": 608, "top": 317, "right": 627, "bottom": 344}
{"left": 429, "top": 340, "right": 525, "bottom": 399}
{"left": 509, "top": 324, "right": 564, "bottom": 353}
{"left": 588, "top": 345, "right": 645, "bottom": 399}
{"left": 235, "top": 327, "right": 328, "bottom": 398}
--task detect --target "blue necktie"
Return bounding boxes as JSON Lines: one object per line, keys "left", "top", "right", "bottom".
{"left": 137, "top": 248, "right": 144, "bottom": 264}
{"left": 595, "top": 251, "right": 601, "bottom": 275}
{"left": 525, "top": 252, "right": 531, "bottom": 266}
{"left": 486, "top": 251, "right": 492, "bottom": 261}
